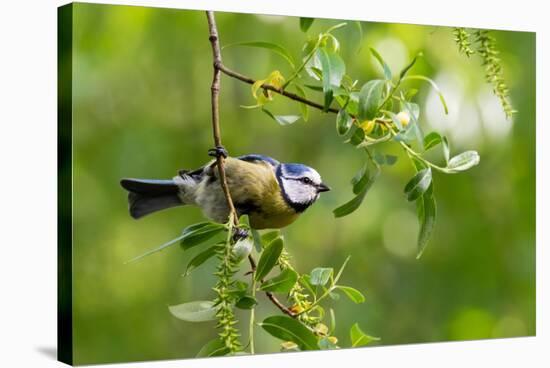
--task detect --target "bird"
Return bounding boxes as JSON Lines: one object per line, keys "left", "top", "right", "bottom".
{"left": 120, "top": 154, "right": 330, "bottom": 229}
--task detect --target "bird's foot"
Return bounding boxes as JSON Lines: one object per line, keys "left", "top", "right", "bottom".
{"left": 232, "top": 227, "right": 249, "bottom": 242}
{"left": 208, "top": 145, "right": 228, "bottom": 159}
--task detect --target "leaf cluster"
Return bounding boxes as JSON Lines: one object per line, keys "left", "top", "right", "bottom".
{"left": 453, "top": 28, "right": 516, "bottom": 118}
{"left": 223, "top": 20, "right": 482, "bottom": 257}
{"left": 127, "top": 214, "right": 377, "bottom": 355}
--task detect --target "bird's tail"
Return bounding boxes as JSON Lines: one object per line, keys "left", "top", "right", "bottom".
{"left": 120, "top": 178, "right": 183, "bottom": 219}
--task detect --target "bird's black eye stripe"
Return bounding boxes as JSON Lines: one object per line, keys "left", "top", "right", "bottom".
{"left": 282, "top": 176, "right": 314, "bottom": 185}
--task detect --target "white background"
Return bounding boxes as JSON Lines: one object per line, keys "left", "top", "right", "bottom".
{"left": 0, "top": 0, "right": 546, "bottom": 367}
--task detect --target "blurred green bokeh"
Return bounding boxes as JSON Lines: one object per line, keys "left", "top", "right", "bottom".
{"left": 69, "top": 3, "right": 535, "bottom": 365}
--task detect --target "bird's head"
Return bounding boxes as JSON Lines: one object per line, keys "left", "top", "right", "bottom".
{"left": 276, "top": 163, "right": 330, "bottom": 213}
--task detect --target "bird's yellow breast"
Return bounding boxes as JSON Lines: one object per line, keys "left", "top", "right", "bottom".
{"left": 222, "top": 158, "right": 299, "bottom": 229}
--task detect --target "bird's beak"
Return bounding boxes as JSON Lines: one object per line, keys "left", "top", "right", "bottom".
{"left": 317, "top": 183, "right": 331, "bottom": 193}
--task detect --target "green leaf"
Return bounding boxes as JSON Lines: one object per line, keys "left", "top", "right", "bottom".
{"left": 334, "top": 255, "right": 351, "bottom": 284}
{"left": 181, "top": 222, "right": 226, "bottom": 250}
{"left": 405, "top": 88, "right": 419, "bottom": 100}
{"left": 329, "top": 308, "right": 336, "bottom": 334}
{"left": 310, "top": 267, "right": 333, "bottom": 286}
{"left": 334, "top": 166, "right": 380, "bottom": 218}
{"left": 261, "top": 230, "right": 281, "bottom": 246}
{"left": 255, "top": 237, "right": 284, "bottom": 281}
{"left": 227, "top": 280, "right": 249, "bottom": 300}
{"left": 260, "top": 268, "right": 298, "bottom": 293}
{"left": 393, "top": 123, "right": 417, "bottom": 144}
{"left": 416, "top": 190, "right": 436, "bottom": 259}
{"left": 262, "top": 108, "right": 301, "bottom": 125}
{"left": 299, "top": 274, "right": 316, "bottom": 295}
{"left": 304, "top": 45, "right": 323, "bottom": 81}
{"left": 303, "top": 84, "right": 323, "bottom": 92}
{"left": 317, "top": 47, "right": 346, "bottom": 111}
{"left": 222, "top": 41, "right": 295, "bottom": 69}
{"left": 239, "top": 214, "right": 251, "bottom": 226}
{"left": 351, "top": 163, "right": 369, "bottom": 194}
{"left": 350, "top": 323, "right": 380, "bottom": 347}
{"left": 446, "top": 151, "right": 480, "bottom": 172}
{"left": 325, "top": 22, "right": 348, "bottom": 34}
{"left": 294, "top": 84, "right": 309, "bottom": 122}
{"left": 399, "top": 53, "right": 421, "bottom": 80}
{"left": 196, "top": 338, "right": 229, "bottom": 357}
{"left": 400, "top": 101, "right": 424, "bottom": 146}
{"left": 299, "top": 17, "right": 314, "bottom": 32}
{"left": 168, "top": 301, "right": 216, "bottom": 322}
{"left": 334, "top": 190, "right": 367, "bottom": 218}
{"left": 412, "top": 156, "right": 428, "bottom": 172}
{"left": 353, "top": 21, "right": 363, "bottom": 54}
{"left": 442, "top": 136, "right": 450, "bottom": 164}
{"left": 404, "top": 168, "right": 432, "bottom": 202}
{"left": 251, "top": 229, "right": 263, "bottom": 253}
{"left": 260, "top": 316, "right": 319, "bottom": 351}
{"left": 336, "top": 286, "right": 365, "bottom": 304}
{"left": 125, "top": 235, "right": 185, "bottom": 264}
{"left": 126, "top": 222, "right": 225, "bottom": 263}
{"left": 336, "top": 91, "right": 360, "bottom": 116}
{"left": 235, "top": 295, "right": 258, "bottom": 310}
{"left": 423, "top": 132, "right": 442, "bottom": 151}
{"left": 358, "top": 80, "right": 385, "bottom": 121}
{"left": 401, "top": 100, "right": 420, "bottom": 123}
{"left": 385, "top": 155, "right": 398, "bottom": 165}
{"left": 336, "top": 109, "right": 353, "bottom": 136}
{"left": 374, "top": 153, "right": 398, "bottom": 166}
{"left": 183, "top": 246, "right": 217, "bottom": 277}
{"left": 370, "top": 48, "right": 392, "bottom": 80}
{"left": 347, "top": 126, "right": 365, "bottom": 146}
{"left": 403, "top": 75, "right": 449, "bottom": 114}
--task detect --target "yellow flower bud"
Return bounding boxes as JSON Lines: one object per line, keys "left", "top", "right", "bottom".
{"left": 314, "top": 323, "right": 329, "bottom": 335}
{"left": 289, "top": 304, "right": 304, "bottom": 314}
{"left": 360, "top": 120, "right": 375, "bottom": 135}
{"left": 328, "top": 336, "right": 338, "bottom": 344}
{"left": 396, "top": 111, "right": 410, "bottom": 127}
{"left": 281, "top": 341, "right": 298, "bottom": 350}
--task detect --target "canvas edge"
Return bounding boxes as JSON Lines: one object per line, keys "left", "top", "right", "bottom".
{"left": 58, "top": 3, "right": 74, "bottom": 366}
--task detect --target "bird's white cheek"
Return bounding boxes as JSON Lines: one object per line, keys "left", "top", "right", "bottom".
{"left": 284, "top": 181, "right": 317, "bottom": 204}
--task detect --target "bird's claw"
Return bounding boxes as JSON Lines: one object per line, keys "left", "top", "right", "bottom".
{"left": 232, "top": 227, "right": 249, "bottom": 242}
{"left": 208, "top": 146, "right": 228, "bottom": 159}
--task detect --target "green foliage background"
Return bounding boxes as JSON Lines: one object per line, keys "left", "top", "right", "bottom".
{"left": 69, "top": 3, "right": 535, "bottom": 365}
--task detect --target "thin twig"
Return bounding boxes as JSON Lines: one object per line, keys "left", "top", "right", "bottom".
{"left": 220, "top": 64, "right": 385, "bottom": 128}
{"left": 206, "top": 11, "right": 239, "bottom": 227}
{"left": 218, "top": 64, "right": 340, "bottom": 114}
{"left": 247, "top": 247, "right": 295, "bottom": 317}
{"left": 206, "top": 11, "right": 295, "bottom": 318}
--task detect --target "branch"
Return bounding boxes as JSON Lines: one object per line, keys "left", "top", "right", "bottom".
{"left": 205, "top": 11, "right": 295, "bottom": 318}
{"left": 246, "top": 252, "right": 296, "bottom": 317}
{"left": 218, "top": 64, "right": 339, "bottom": 114}
{"left": 220, "top": 65, "right": 386, "bottom": 127}
{"left": 206, "top": 11, "right": 239, "bottom": 227}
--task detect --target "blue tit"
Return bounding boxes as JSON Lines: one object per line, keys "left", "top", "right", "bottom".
{"left": 120, "top": 154, "right": 330, "bottom": 229}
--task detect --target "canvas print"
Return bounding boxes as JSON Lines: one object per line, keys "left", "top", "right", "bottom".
{"left": 58, "top": 2, "right": 536, "bottom": 365}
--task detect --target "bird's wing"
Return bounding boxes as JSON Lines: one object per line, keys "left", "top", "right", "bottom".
{"left": 237, "top": 154, "right": 280, "bottom": 168}
{"left": 176, "top": 154, "right": 279, "bottom": 180}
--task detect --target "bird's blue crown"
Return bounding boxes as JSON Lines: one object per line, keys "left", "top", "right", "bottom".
{"left": 279, "top": 163, "right": 313, "bottom": 177}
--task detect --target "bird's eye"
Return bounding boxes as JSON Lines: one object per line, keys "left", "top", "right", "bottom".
{"left": 301, "top": 177, "right": 312, "bottom": 184}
